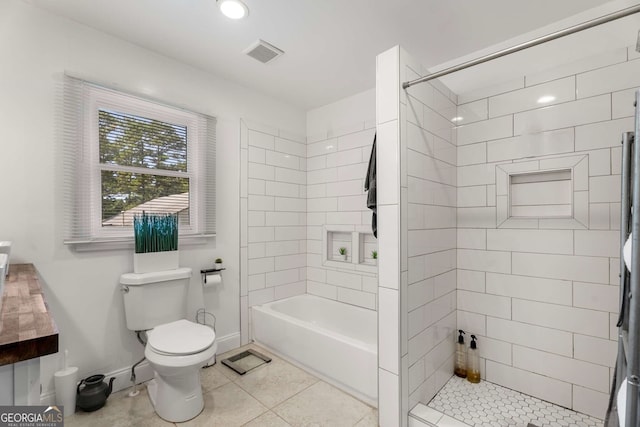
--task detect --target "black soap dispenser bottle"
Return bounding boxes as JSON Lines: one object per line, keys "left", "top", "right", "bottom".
{"left": 454, "top": 330, "right": 467, "bottom": 378}
{"left": 467, "top": 335, "right": 481, "bottom": 383}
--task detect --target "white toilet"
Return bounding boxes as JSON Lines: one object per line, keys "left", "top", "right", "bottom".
{"left": 120, "top": 268, "right": 217, "bottom": 423}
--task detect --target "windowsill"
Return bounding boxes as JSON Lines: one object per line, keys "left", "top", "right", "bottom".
{"left": 65, "top": 234, "right": 215, "bottom": 252}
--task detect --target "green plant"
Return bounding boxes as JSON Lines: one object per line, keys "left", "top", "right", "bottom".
{"left": 133, "top": 212, "right": 178, "bottom": 254}
{"left": 339, "top": 247, "right": 347, "bottom": 255}
{"left": 215, "top": 258, "right": 223, "bottom": 264}
{"left": 371, "top": 250, "right": 378, "bottom": 259}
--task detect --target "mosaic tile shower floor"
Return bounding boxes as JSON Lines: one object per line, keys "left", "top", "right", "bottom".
{"left": 420, "top": 377, "right": 602, "bottom": 427}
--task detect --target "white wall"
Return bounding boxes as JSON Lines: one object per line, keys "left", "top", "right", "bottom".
{"left": 306, "top": 89, "right": 375, "bottom": 139}
{"left": 0, "top": 0, "right": 305, "bottom": 398}
{"left": 306, "top": 89, "right": 378, "bottom": 311}
{"left": 455, "top": 46, "right": 635, "bottom": 419}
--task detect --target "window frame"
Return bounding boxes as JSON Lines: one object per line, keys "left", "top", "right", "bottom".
{"left": 62, "top": 77, "right": 215, "bottom": 250}
{"left": 86, "top": 87, "right": 201, "bottom": 239}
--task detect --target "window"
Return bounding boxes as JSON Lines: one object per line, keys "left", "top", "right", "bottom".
{"left": 63, "top": 77, "right": 216, "bottom": 247}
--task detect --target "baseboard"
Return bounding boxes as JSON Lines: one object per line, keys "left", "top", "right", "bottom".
{"left": 40, "top": 332, "right": 241, "bottom": 405}
{"left": 216, "top": 332, "right": 241, "bottom": 354}
{"left": 40, "top": 361, "right": 154, "bottom": 405}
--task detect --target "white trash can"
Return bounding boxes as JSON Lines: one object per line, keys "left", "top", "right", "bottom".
{"left": 54, "top": 366, "right": 78, "bottom": 417}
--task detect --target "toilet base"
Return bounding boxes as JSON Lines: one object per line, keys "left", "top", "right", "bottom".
{"left": 147, "top": 371, "right": 204, "bottom": 423}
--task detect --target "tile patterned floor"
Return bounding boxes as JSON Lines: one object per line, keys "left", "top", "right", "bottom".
{"left": 65, "top": 344, "right": 377, "bottom": 427}
{"left": 411, "top": 376, "right": 602, "bottom": 427}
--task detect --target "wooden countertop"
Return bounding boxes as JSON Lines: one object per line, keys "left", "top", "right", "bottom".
{"left": 0, "top": 264, "right": 59, "bottom": 366}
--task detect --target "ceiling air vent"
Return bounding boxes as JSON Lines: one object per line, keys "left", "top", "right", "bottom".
{"left": 244, "top": 39, "right": 284, "bottom": 64}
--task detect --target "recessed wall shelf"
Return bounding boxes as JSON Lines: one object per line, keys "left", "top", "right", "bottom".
{"left": 510, "top": 169, "right": 572, "bottom": 218}
{"left": 327, "top": 231, "right": 352, "bottom": 263}
{"left": 322, "top": 225, "right": 377, "bottom": 273}
{"left": 496, "top": 154, "right": 588, "bottom": 229}
{"left": 358, "top": 232, "right": 378, "bottom": 266}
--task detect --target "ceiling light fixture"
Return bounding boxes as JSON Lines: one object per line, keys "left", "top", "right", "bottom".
{"left": 451, "top": 116, "right": 464, "bottom": 123}
{"left": 218, "top": 0, "right": 249, "bottom": 20}
{"left": 537, "top": 95, "right": 556, "bottom": 104}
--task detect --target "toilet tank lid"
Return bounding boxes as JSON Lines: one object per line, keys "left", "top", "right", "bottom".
{"left": 120, "top": 267, "right": 192, "bottom": 286}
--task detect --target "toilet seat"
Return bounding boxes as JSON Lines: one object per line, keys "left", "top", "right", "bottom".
{"left": 148, "top": 319, "right": 215, "bottom": 356}
{"left": 145, "top": 339, "right": 217, "bottom": 370}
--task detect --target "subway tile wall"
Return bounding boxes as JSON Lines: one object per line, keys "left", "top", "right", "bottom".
{"left": 399, "top": 48, "right": 458, "bottom": 417}
{"left": 240, "top": 121, "right": 308, "bottom": 344}
{"left": 454, "top": 45, "right": 636, "bottom": 419}
{"left": 240, "top": 105, "right": 379, "bottom": 346}
{"left": 306, "top": 124, "right": 378, "bottom": 311}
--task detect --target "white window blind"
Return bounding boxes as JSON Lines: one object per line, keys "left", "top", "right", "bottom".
{"left": 62, "top": 76, "right": 216, "bottom": 246}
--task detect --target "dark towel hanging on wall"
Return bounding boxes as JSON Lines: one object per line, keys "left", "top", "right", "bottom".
{"left": 364, "top": 133, "right": 377, "bottom": 238}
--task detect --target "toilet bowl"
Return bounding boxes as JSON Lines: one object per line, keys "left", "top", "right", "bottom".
{"left": 144, "top": 319, "right": 217, "bottom": 422}
{"left": 120, "top": 268, "right": 218, "bottom": 423}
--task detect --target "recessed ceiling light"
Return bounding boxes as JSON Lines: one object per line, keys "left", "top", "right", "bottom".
{"left": 218, "top": 0, "right": 249, "bottom": 20}
{"left": 537, "top": 95, "right": 556, "bottom": 104}
{"left": 451, "top": 116, "right": 464, "bottom": 123}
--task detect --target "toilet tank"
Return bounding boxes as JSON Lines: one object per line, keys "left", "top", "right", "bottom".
{"left": 120, "top": 268, "right": 192, "bottom": 331}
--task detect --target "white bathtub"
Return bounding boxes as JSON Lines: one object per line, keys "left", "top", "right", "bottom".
{"left": 252, "top": 294, "right": 377, "bottom": 405}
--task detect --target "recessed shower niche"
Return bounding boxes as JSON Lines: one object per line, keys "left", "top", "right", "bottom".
{"left": 322, "top": 225, "right": 377, "bottom": 273}
{"left": 496, "top": 154, "right": 588, "bottom": 229}
{"left": 510, "top": 169, "right": 572, "bottom": 218}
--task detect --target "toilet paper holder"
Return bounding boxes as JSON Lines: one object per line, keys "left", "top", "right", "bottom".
{"left": 200, "top": 267, "right": 225, "bottom": 284}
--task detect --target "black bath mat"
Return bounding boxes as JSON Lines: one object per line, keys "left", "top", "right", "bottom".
{"left": 221, "top": 349, "right": 271, "bottom": 375}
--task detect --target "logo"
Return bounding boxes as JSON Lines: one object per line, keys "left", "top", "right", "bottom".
{"left": 0, "top": 405, "right": 64, "bottom": 427}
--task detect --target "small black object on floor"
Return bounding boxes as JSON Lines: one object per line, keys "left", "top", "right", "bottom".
{"left": 527, "top": 424, "right": 540, "bottom": 427}
{"left": 221, "top": 349, "right": 271, "bottom": 375}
